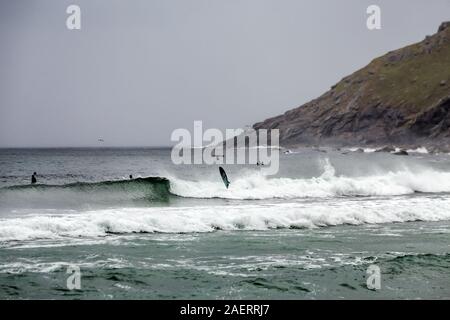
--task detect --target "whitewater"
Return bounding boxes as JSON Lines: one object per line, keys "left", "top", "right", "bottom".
{"left": 169, "top": 158, "right": 450, "bottom": 199}
{"left": 2, "top": 156, "right": 450, "bottom": 242}
{"left": 1, "top": 147, "right": 450, "bottom": 299}
{"left": 1, "top": 196, "right": 450, "bottom": 242}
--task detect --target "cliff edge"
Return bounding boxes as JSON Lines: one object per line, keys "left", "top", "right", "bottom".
{"left": 253, "top": 22, "right": 450, "bottom": 151}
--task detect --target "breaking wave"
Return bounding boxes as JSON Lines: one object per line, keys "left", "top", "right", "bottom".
{"left": 2, "top": 160, "right": 450, "bottom": 207}
{"left": 1, "top": 196, "right": 450, "bottom": 242}
{"left": 169, "top": 159, "right": 450, "bottom": 199}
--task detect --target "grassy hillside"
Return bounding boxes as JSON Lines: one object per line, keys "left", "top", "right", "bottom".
{"left": 254, "top": 22, "right": 450, "bottom": 149}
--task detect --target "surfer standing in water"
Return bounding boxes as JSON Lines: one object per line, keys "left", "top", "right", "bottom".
{"left": 31, "top": 172, "right": 37, "bottom": 184}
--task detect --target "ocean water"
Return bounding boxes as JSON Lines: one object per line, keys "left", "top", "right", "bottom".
{"left": 0, "top": 147, "right": 449, "bottom": 299}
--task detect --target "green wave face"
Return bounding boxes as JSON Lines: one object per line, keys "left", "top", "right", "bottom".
{"left": 0, "top": 177, "right": 172, "bottom": 209}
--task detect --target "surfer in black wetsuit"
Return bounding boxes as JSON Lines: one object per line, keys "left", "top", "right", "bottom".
{"left": 129, "top": 175, "right": 133, "bottom": 179}
{"left": 31, "top": 172, "right": 37, "bottom": 184}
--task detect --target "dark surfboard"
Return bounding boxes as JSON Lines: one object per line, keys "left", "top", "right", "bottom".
{"left": 219, "top": 167, "right": 230, "bottom": 189}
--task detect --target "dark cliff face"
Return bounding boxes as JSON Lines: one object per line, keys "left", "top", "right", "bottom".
{"left": 253, "top": 22, "right": 450, "bottom": 150}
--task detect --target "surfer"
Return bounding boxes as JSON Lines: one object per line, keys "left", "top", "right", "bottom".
{"left": 219, "top": 166, "right": 230, "bottom": 189}
{"left": 129, "top": 175, "right": 133, "bottom": 179}
{"left": 31, "top": 172, "right": 37, "bottom": 184}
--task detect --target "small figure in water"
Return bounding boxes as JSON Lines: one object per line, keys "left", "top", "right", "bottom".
{"left": 31, "top": 172, "right": 37, "bottom": 184}
{"left": 129, "top": 175, "right": 133, "bottom": 179}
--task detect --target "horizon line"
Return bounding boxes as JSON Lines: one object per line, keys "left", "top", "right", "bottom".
{"left": 0, "top": 145, "right": 174, "bottom": 149}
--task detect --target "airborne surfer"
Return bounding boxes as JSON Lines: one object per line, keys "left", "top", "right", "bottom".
{"left": 219, "top": 167, "right": 230, "bottom": 189}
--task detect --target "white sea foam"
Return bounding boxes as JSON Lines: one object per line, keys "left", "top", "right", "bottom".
{"left": 347, "top": 147, "right": 377, "bottom": 153}
{"left": 0, "top": 251, "right": 375, "bottom": 274}
{"left": 406, "top": 147, "right": 429, "bottom": 154}
{"left": 169, "top": 159, "right": 450, "bottom": 199}
{"left": 1, "top": 196, "right": 450, "bottom": 242}
{"left": 0, "top": 258, "right": 134, "bottom": 274}
{"left": 349, "top": 147, "right": 428, "bottom": 154}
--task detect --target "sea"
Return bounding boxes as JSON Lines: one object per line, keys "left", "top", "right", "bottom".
{"left": 0, "top": 147, "right": 449, "bottom": 299}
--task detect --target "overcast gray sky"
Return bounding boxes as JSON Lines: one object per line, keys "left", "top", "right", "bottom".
{"left": 1, "top": 0, "right": 449, "bottom": 147}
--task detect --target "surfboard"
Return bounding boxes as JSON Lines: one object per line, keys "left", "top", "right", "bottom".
{"left": 219, "top": 166, "right": 230, "bottom": 189}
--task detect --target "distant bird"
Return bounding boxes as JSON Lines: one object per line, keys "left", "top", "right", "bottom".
{"left": 98, "top": 138, "right": 104, "bottom": 142}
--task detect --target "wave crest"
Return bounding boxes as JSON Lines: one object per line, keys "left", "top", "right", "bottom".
{"left": 3, "top": 160, "right": 450, "bottom": 205}
{"left": 0, "top": 177, "right": 171, "bottom": 208}
{"left": 1, "top": 197, "right": 450, "bottom": 242}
